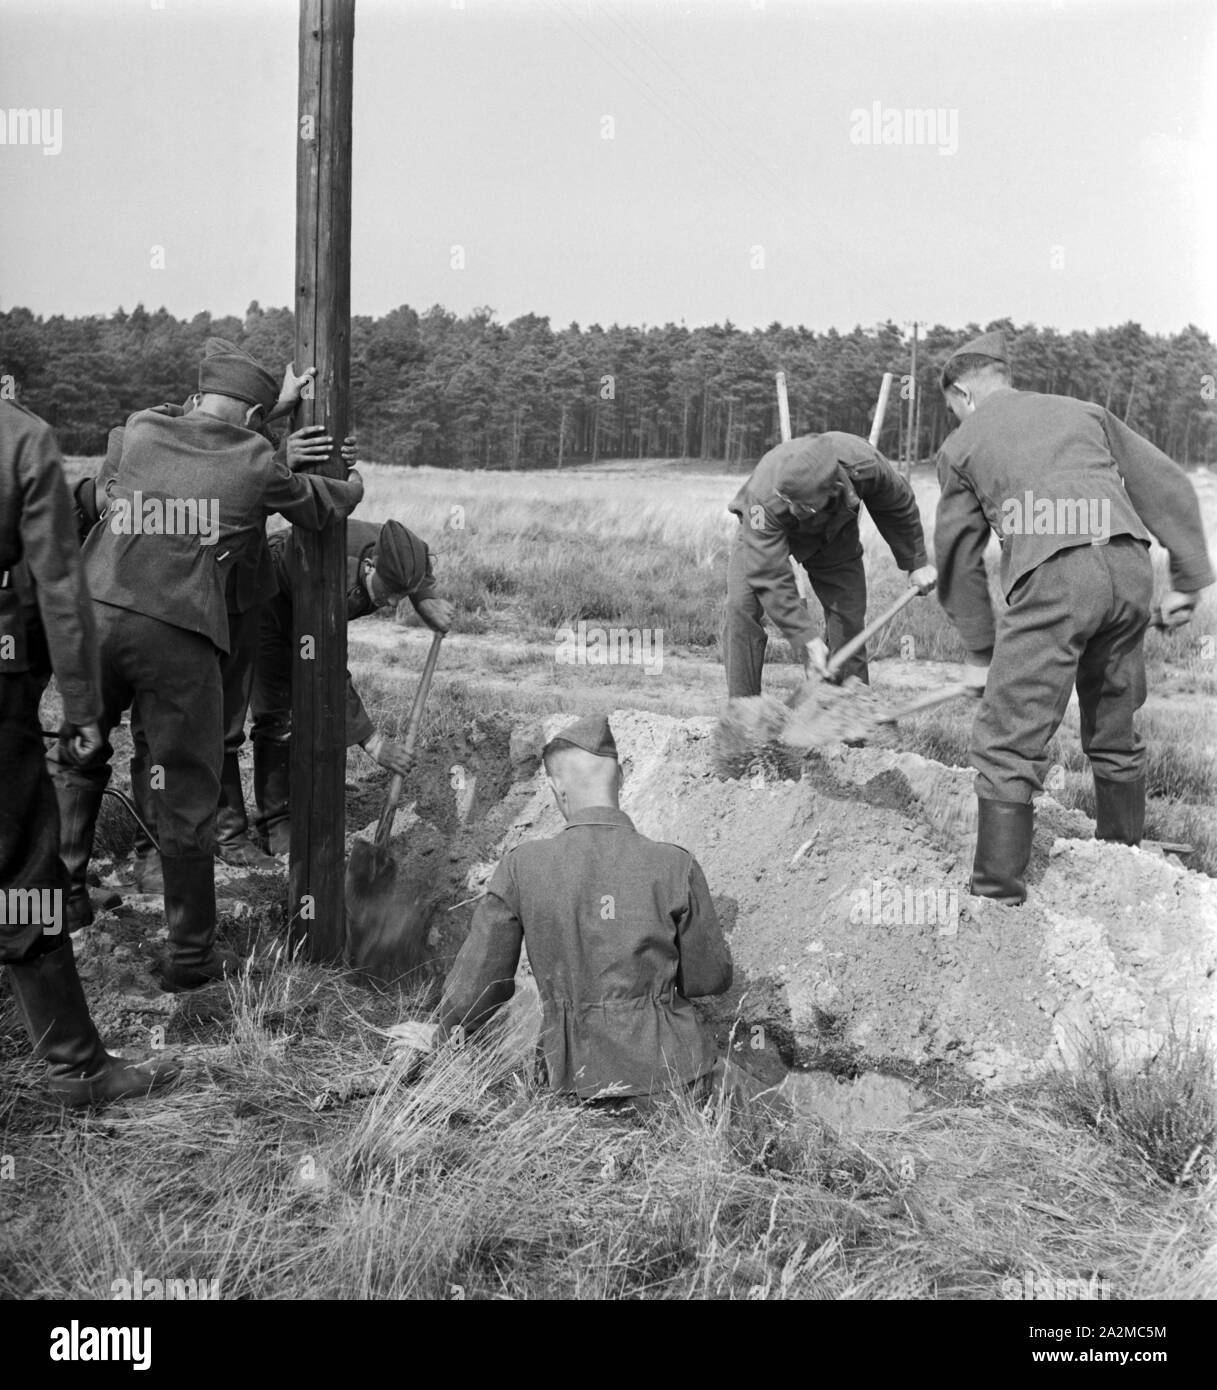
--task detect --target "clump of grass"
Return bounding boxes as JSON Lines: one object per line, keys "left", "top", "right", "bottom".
{"left": 1051, "top": 1026, "right": 1216, "bottom": 1187}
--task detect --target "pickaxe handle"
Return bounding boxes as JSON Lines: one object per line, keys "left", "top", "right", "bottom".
{"left": 825, "top": 586, "right": 921, "bottom": 679}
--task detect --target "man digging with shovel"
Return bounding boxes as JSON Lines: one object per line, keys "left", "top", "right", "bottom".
{"left": 934, "top": 331, "right": 1214, "bottom": 906}
{"left": 246, "top": 518, "right": 453, "bottom": 858}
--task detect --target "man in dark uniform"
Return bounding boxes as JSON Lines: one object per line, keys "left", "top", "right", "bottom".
{"left": 48, "top": 340, "right": 364, "bottom": 990}
{"left": 74, "top": 354, "right": 358, "bottom": 879}
{"left": 248, "top": 518, "right": 454, "bottom": 855}
{"left": 1, "top": 398, "right": 179, "bottom": 1103}
{"left": 934, "top": 330, "right": 1214, "bottom": 904}
{"left": 725, "top": 432, "right": 938, "bottom": 695}
{"left": 395, "top": 715, "right": 733, "bottom": 1105}
{"left": 112, "top": 422, "right": 360, "bottom": 883}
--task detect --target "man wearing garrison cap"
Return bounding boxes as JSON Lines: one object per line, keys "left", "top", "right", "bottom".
{"left": 246, "top": 517, "right": 453, "bottom": 856}
{"left": 725, "top": 432, "right": 937, "bottom": 696}
{"left": 935, "top": 329, "right": 1214, "bottom": 905}
{"left": 395, "top": 713, "right": 733, "bottom": 1106}
{"left": 76, "top": 346, "right": 362, "bottom": 880}
{"left": 47, "top": 338, "right": 364, "bottom": 990}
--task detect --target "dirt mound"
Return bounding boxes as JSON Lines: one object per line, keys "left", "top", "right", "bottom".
{"left": 471, "top": 710, "right": 1216, "bottom": 1090}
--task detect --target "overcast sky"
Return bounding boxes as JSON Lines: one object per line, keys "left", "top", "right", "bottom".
{"left": 1, "top": 0, "right": 1213, "bottom": 334}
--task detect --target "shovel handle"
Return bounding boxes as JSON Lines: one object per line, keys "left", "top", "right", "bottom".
{"left": 825, "top": 586, "right": 921, "bottom": 679}
{"left": 882, "top": 682, "right": 971, "bottom": 722}
{"left": 374, "top": 629, "right": 445, "bottom": 849}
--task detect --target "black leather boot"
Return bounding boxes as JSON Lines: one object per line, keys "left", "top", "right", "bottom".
{"left": 160, "top": 853, "right": 242, "bottom": 992}
{"left": 216, "top": 752, "right": 275, "bottom": 867}
{"left": 5, "top": 936, "right": 181, "bottom": 1106}
{"left": 1093, "top": 774, "right": 1146, "bottom": 846}
{"left": 54, "top": 777, "right": 106, "bottom": 931}
{"left": 970, "top": 798, "right": 1034, "bottom": 905}
{"left": 253, "top": 738, "right": 291, "bottom": 857}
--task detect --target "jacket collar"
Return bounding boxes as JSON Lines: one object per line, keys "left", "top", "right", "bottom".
{"left": 562, "top": 806, "right": 634, "bottom": 830}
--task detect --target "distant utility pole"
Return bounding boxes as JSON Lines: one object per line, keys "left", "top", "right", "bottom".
{"left": 903, "top": 320, "right": 920, "bottom": 478}
{"left": 290, "top": 0, "right": 355, "bottom": 962}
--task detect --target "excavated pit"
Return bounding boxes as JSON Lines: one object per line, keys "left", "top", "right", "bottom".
{"left": 71, "top": 705, "right": 1217, "bottom": 1095}
{"left": 355, "top": 708, "right": 1216, "bottom": 1091}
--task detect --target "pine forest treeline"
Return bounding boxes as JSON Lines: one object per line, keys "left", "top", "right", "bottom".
{"left": 2, "top": 302, "right": 1214, "bottom": 468}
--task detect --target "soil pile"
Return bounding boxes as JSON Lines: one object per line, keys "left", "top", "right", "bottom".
{"left": 475, "top": 710, "right": 1216, "bottom": 1089}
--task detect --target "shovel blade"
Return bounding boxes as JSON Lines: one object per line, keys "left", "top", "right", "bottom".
{"left": 344, "top": 840, "right": 429, "bottom": 986}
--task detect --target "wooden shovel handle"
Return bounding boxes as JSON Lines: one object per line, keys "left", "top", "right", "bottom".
{"left": 825, "top": 586, "right": 921, "bottom": 679}
{"left": 374, "top": 629, "right": 444, "bottom": 848}
{"left": 882, "top": 682, "right": 971, "bottom": 722}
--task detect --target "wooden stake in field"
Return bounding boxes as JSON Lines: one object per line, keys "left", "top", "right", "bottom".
{"left": 290, "top": 0, "right": 355, "bottom": 962}
{"left": 868, "top": 371, "right": 893, "bottom": 449}
{"left": 775, "top": 370, "right": 792, "bottom": 444}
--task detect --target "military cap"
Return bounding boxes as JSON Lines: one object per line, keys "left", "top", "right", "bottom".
{"left": 941, "top": 330, "right": 1009, "bottom": 388}
{"left": 547, "top": 714, "right": 618, "bottom": 759}
{"left": 373, "top": 520, "right": 430, "bottom": 597}
{"left": 197, "top": 337, "right": 280, "bottom": 414}
{"left": 771, "top": 435, "right": 841, "bottom": 512}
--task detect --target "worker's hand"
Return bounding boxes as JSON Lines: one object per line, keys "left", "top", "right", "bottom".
{"left": 1158, "top": 590, "right": 1199, "bottom": 629}
{"left": 414, "top": 597, "right": 453, "bottom": 633}
{"left": 59, "top": 722, "right": 103, "bottom": 767}
{"left": 362, "top": 733, "right": 414, "bottom": 777}
{"left": 386, "top": 1020, "right": 439, "bottom": 1055}
{"left": 909, "top": 564, "right": 938, "bottom": 595}
{"left": 962, "top": 649, "right": 991, "bottom": 698}
{"left": 340, "top": 435, "right": 358, "bottom": 467}
{"left": 279, "top": 363, "right": 316, "bottom": 406}
{"left": 793, "top": 636, "right": 830, "bottom": 678}
{"left": 286, "top": 424, "right": 338, "bottom": 471}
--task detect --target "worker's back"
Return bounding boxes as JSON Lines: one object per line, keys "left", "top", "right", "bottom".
{"left": 472, "top": 806, "right": 731, "bottom": 1100}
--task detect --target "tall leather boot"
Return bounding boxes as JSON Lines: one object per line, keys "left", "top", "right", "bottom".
{"left": 54, "top": 776, "right": 106, "bottom": 931}
{"left": 1093, "top": 774, "right": 1146, "bottom": 846}
{"left": 215, "top": 752, "right": 275, "bottom": 868}
{"left": 160, "top": 853, "right": 242, "bottom": 992}
{"left": 253, "top": 738, "right": 291, "bottom": 857}
{"left": 5, "top": 936, "right": 181, "bottom": 1106}
{"left": 970, "top": 798, "right": 1034, "bottom": 906}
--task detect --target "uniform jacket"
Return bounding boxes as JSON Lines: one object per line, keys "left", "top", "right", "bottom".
{"left": 728, "top": 432, "right": 928, "bottom": 644}
{"left": 266, "top": 518, "right": 438, "bottom": 746}
{"left": 0, "top": 400, "right": 100, "bottom": 724}
{"left": 438, "top": 807, "right": 732, "bottom": 1099}
{"left": 934, "top": 389, "right": 1215, "bottom": 652}
{"left": 83, "top": 408, "right": 363, "bottom": 655}
{"left": 90, "top": 405, "right": 282, "bottom": 614}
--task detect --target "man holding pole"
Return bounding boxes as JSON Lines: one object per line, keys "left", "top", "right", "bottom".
{"left": 47, "top": 339, "right": 364, "bottom": 989}
{"left": 724, "top": 431, "right": 937, "bottom": 697}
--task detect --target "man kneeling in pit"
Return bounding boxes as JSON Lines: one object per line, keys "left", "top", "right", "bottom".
{"left": 394, "top": 715, "right": 733, "bottom": 1107}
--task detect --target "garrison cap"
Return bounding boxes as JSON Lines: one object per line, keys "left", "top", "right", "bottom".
{"left": 546, "top": 714, "right": 619, "bottom": 760}
{"left": 940, "top": 330, "right": 1009, "bottom": 388}
{"left": 197, "top": 337, "right": 280, "bottom": 415}
{"left": 770, "top": 435, "right": 841, "bottom": 513}
{"left": 373, "top": 520, "right": 430, "bottom": 596}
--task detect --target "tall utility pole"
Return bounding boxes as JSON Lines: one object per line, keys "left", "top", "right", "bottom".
{"left": 290, "top": 0, "right": 355, "bottom": 962}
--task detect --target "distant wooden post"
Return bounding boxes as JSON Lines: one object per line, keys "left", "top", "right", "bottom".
{"left": 868, "top": 371, "right": 893, "bottom": 449}
{"left": 289, "top": 0, "right": 355, "bottom": 962}
{"left": 775, "top": 370, "right": 791, "bottom": 443}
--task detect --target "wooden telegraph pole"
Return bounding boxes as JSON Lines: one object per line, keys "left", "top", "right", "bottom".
{"left": 290, "top": 0, "right": 355, "bottom": 961}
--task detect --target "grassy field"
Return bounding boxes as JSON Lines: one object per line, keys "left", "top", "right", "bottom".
{"left": 8, "top": 453, "right": 1209, "bottom": 1303}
